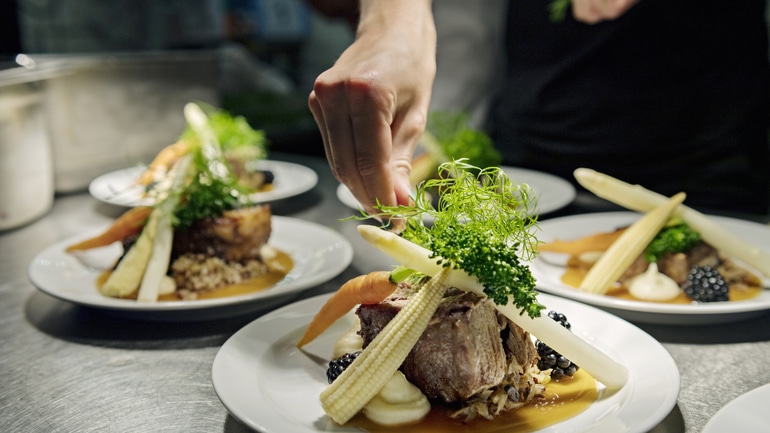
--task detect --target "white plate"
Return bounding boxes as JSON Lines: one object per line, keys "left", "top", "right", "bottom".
{"left": 531, "top": 212, "right": 770, "bottom": 325}
{"left": 27, "top": 216, "right": 352, "bottom": 320}
{"left": 702, "top": 382, "right": 770, "bottom": 433}
{"left": 336, "top": 166, "right": 576, "bottom": 216}
{"left": 211, "top": 292, "right": 679, "bottom": 433}
{"left": 89, "top": 160, "right": 318, "bottom": 207}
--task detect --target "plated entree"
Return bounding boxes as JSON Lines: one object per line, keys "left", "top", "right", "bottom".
{"left": 539, "top": 168, "right": 767, "bottom": 303}
{"left": 296, "top": 161, "right": 627, "bottom": 429}
{"left": 67, "top": 103, "right": 290, "bottom": 302}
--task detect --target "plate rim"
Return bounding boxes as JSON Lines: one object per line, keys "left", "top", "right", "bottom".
{"left": 88, "top": 159, "right": 318, "bottom": 207}
{"left": 702, "top": 382, "right": 770, "bottom": 433}
{"left": 531, "top": 211, "right": 770, "bottom": 321}
{"left": 335, "top": 165, "right": 576, "bottom": 215}
{"left": 27, "top": 216, "right": 352, "bottom": 314}
{"left": 211, "top": 291, "right": 680, "bottom": 433}
{"left": 500, "top": 166, "right": 576, "bottom": 215}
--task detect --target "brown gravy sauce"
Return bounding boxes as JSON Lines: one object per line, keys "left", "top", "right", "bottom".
{"left": 349, "top": 370, "right": 597, "bottom": 433}
{"left": 561, "top": 266, "right": 761, "bottom": 303}
{"left": 97, "top": 250, "right": 293, "bottom": 301}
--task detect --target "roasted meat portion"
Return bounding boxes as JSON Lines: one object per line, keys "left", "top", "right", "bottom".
{"left": 171, "top": 205, "right": 272, "bottom": 262}
{"left": 615, "top": 240, "right": 762, "bottom": 291}
{"left": 356, "top": 284, "right": 543, "bottom": 419}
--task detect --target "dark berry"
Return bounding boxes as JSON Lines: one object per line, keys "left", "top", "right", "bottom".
{"left": 547, "top": 310, "right": 571, "bottom": 330}
{"left": 682, "top": 265, "right": 729, "bottom": 303}
{"left": 536, "top": 310, "right": 579, "bottom": 379}
{"left": 259, "top": 169, "right": 275, "bottom": 184}
{"left": 326, "top": 351, "right": 361, "bottom": 383}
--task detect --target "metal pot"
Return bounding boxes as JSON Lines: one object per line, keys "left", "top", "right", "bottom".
{"left": 0, "top": 61, "right": 65, "bottom": 230}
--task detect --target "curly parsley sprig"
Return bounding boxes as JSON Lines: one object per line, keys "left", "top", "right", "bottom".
{"left": 366, "top": 160, "right": 544, "bottom": 317}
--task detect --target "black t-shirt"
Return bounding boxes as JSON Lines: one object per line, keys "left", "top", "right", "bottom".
{"left": 488, "top": 0, "right": 770, "bottom": 214}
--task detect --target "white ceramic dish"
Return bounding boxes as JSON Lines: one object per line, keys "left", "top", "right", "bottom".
{"left": 89, "top": 160, "right": 318, "bottom": 207}
{"left": 531, "top": 212, "right": 770, "bottom": 325}
{"left": 211, "top": 292, "right": 680, "bottom": 433}
{"left": 336, "top": 166, "right": 575, "bottom": 216}
{"left": 702, "top": 382, "right": 770, "bottom": 433}
{"left": 28, "top": 216, "right": 352, "bottom": 320}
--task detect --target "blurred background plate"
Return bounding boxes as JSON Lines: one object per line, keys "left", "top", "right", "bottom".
{"left": 89, "top": 159, "right": 318, "bottom": 207}
{"left": 702, "top": 382, "right": 770, "bottom": 433}
{"left": 28, "top": 216, "right": 351, "bottom": 321}
{"left": 531, "top": 212, "right": 770, "bottom": 325}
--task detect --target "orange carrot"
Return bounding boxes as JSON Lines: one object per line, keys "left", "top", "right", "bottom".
{"left": 297, "top": 271, "right": 397, "bottom": 347}
{"left": 137, "top": 140, "right": 189, "bottom": 186}
{"left": 66, "top": 206, "right": 152, "bottom": 252}
{"left": 538, "top": 227, "right": 627, "bottom": 256}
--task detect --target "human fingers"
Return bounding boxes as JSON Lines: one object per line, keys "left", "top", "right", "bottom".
{"left": 311, "top": 66, "right": 398, "bottom": 215}
{"left": 572, "top": 0, "right": 639, "bottom": 24}
{"left": 308, "top": 89, "right": 332, "bottom": 169}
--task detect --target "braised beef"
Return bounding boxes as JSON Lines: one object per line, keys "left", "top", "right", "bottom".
{"left": 171, "top": 205, "right": 271, "bottom": 261}
{"left": 356, "top": 285, "right": 538, "bottom": 404}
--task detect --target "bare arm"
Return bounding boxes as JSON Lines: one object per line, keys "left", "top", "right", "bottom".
{"left": 308, "top": 0, "right": 436, "bottom": 216}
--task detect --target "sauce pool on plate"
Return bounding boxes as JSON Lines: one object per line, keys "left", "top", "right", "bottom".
{"left": 350, "top": 370, "right": 597, "bottom": 433}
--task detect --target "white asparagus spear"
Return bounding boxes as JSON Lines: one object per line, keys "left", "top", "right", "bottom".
{"left": 574, "top": 168, "right": 770, "bottom": 277}
{"left": 357, "top": 225, "right": 629, "bottom": 391}
{"left": 579, "top": 192, "right": 685, "bottom": 294}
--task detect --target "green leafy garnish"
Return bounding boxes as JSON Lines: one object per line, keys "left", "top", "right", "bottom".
{"left": 549, "top": 0, "right": 572, "bottom": 22}
{"left": 181, "top": 105, "right": 268, "bottom": 157}
{"left": 372, "top": 159, "right": 544, "bottom": 318}
{"left": 422, "top": 111, "right": 502, "bottom": 172}
{"left": 157, "top": 104, "right": 264, "bottom": 228}
{"left": 644, "top": 218, "right": 702, "bottom": 263}
{"left": 172, "top": 175, "right": 243, "bottom": 228}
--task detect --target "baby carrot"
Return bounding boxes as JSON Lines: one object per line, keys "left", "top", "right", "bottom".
{"left": 137, "top": 140, "right": 189, "bottom": 186}
{"left": 538, "top": 227, "right": 627, "bottom": 256}
{"left": 66, "top": 206, "right": 152, "bottom": 252}
{"left": 297, "top": 271, "right": 397, "bottom": 347}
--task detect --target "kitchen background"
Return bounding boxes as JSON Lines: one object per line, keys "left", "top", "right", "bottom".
{"left": 0, "top": 0, "right": 353, "bottom": 201}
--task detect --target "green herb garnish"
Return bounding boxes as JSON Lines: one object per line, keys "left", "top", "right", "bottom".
{"left": 371, "top": 159, "right": 544, "bottom": 318}
{"left": 157, "top": 104, "right": 264, "bottom": 228}
{"left": 549, "top": 0, "right": 572, "bottom": 21}
{"left": 181, "top": 105, "right": 268, "bottom": 157}
{"left": 422, "top": 111, "right": 502, "bottom": 172}
{"left": 644, "top": 218, "right": 701, "bottom": 263}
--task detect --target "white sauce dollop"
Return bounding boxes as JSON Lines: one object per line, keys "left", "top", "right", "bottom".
{"left": 626, "top": 263, "right": 681, "bottom": 301}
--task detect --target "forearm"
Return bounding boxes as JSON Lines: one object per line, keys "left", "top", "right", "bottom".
{"left": 357, "top": 0, "right": 434, "bottom": 41}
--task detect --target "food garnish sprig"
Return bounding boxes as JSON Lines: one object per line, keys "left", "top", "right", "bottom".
{"left": 311, "top": 161, "right": 628, "bottom": 425}
{"left": 377, "top": 160, "right": 542, "bottom": 315}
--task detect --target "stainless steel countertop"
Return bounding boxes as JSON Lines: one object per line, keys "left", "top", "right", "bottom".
{"left": 2, "top": 152, "right": 770, "bottom": 433}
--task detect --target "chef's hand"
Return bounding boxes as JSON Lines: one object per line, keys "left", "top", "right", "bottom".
{"left": 308, "top": 0, "right": 436, "bottom": 216}
{"left": 572, "top": 0, "right": 640, "bottom": 23}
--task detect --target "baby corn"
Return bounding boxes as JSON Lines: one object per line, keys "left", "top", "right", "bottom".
{"left": 320, "top": 267, "right": 451, "bottom": 425}
{"left": 579, "top": 192, "right": 685, "bottom": 294}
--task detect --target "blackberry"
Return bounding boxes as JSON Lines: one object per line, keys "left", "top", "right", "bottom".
{"left": 546, "top": 310, "right": 571, "bottom": 330}
{"left": 326, "top": 351, "right": 361, "bottom": 383}
{"left": 682, "top": 265, "right": 729, "bottom": 303}
{"left": 535, "top": 310, "right": 579, "bottom": 379}
{"left": 259, "top": 169, "right": 275, "bottom": 184}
